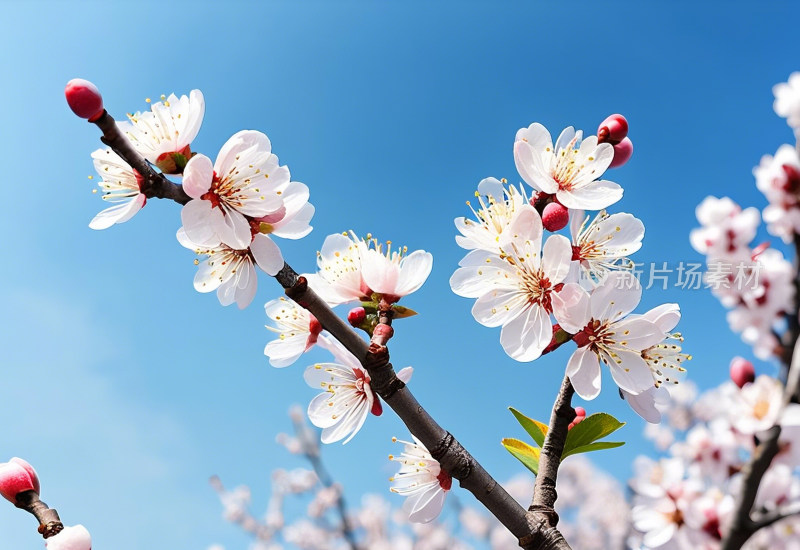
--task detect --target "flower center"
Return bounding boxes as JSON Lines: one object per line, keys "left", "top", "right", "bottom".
{"left": 552, "top": 135, "right": 582, "bottom": 191}
{"left": 573, "top": 319, "right": 613, "bottom": 351}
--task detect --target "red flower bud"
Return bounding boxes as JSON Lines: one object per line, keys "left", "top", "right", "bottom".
{"left": 65, "top": 79, "right": 104, "bottom": 121}
{"left": 597, "top": 114, "right": 628, "bottom": 144}
{"left": 373, "top": 323, "right": 394, "bottom": 340}
{"left": 0, "top": 457, "right": 40, "bottom": 505}
{"left": 608, "top": 137, "right": 633, "bottom": 168}
{"left": 542, "top": 202, "right": 569, "bottom": 231}
{"left": 347, "top": 307, "right": 366, "bottom": 327}
{"left": 730, "top": 357, "right": 755, "bottom": 388}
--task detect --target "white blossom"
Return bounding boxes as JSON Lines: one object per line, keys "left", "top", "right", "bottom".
{"left": 88, "top": 148, "right": 146, "bottom": 230}
{"left": 514, "top": 123, "right": 621, "bottom": 210}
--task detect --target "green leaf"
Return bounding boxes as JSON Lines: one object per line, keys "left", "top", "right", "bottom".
{"left": 562, "top": 441, "right": 625, "bottom": 459}
{"left": 502, "top": 438, "right": 541, "bottom": 475}
{"left": 392, "top": 305, "right": 418, "bottom": 319}
{"left": 509, "top": 407, "right": 548, "bottom": 447}
{"left": 563, "top": 413, "right": 625, "bottom": 456}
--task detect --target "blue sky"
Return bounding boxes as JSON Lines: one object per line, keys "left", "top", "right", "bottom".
{"left": 1, "top": 1, "right": 799, "bottom": 548}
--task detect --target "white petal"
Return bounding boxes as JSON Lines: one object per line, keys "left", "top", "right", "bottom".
{"left": 623, "top": 386, "right": 667, "bottom": 424}
{"left": 640, "top": 303, "right": 681, "bottom": 333}
{"left": 405, "top": 482, "right": 447, "bottom": 524}
{"left": 214, "top": 130, "right": 272, "bottom": 174}
{"left": 89, "top": 194, "right": 145, "bottom": 230}
{"left": 610, "top": 318, "right": 663, "bottom": 351}
{"left": 395, "top": 251, "right": 433, "bottom": 296}
{"left": 182, "top": 154, "right": 213, "bottom": 199}
{"left": 251, "top": 234, "right": 284, "bottom": 276}
{"left": 541, "top": 234, "right": 573, "bottom": 283}
{"left": 216, "top": 208, "right": 251, "bottom": 250}
{"left": 589, "top": 272, "right": 641, "bottom": 321}
{"left": 566, "top": 347, "right": 602, "bottom": 400}
{"left": 606, "top": 349, "right": 655, "bottom": 394}
{"left": 557, "top": 180, "right": 623, "bottom": 210}
{"left": 235, "top": 262, "right": 258, "bottom": 309}
{"left": 500, "top": 304, "right": 551, "bottom": 362}
{"left": 396, "top": 367, "right": 414, "bottom": 383}
{"left": 181, "top": 199, "right": 219, "bottom": 246}
{"left": 551, "top": 283, "right": 591, "bottom": 333}
{"left": 471, "top": 289, "right": 527, "bottom": 327}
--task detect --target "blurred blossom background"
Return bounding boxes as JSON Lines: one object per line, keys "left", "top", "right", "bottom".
{"left": 1, "top": 0, "right": 798, "bottom": 548}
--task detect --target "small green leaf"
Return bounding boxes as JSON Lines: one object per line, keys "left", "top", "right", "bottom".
{"left": 562, "top": 441, "right": 625, "bottom": 459}
{"left": 392, "top": 305, "right": 418, "bottom": 319}
{"left": 509, "top": 407, "right": 549, "bottom": 447}
{"left": 563, "top": 413, "right": 625, "bottom": 456}
{"left": 502, "top": 438, "right": 540, "bottom": 475}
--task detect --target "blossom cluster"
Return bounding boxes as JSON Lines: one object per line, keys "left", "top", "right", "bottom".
{"left": 86, "top": 91, "right": 314, "bottom": 309}
{"left": 450, "top": 122, "right": 688, "bottom": 422}
{"left": 690, "top": 201, "right": 794, "bottom": 360}
{"left": 629, "top": 368, "right": 800, "bottom": 549}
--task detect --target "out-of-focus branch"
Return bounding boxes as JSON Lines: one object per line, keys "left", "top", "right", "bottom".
{"left": 752, "top": 501, "right": 800, "bottom": 530}
{"left": 291, "top": 411, "right": 359, "bottom": 550}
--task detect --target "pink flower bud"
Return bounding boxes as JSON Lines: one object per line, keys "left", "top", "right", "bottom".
{"left": 0, "top": 457, "right": 40, "bottom": 505}
{"left": 65, "top": 79, "right": 104, "bottom": 121}
{"left": 597, "top": 114, "right": 628, "bottom": 144}
{"left": 608, "top": 137, "right": 633, "bottom": 168}
{"left": 347, "top": 307, "right": 366, "bottom": 327}
{"left": 574, "top": 406, "right": 586, "bottom": 419}
{"left": 373, "top": 323, "right": 394, "bottom": 340}
{"left": 45, "top": 525, "right": 92, "bottom": 550}
{"left": 541, "top": 202, "right": 569, "bottom": 231}
{"left": 730, "top": 357, "right": 755, "bottom": 388}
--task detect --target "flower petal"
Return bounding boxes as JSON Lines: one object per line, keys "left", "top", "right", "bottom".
{"left": 566, "top": 347, "right": 602, "bottom": 400}
{"left": 182, "top": 154, "right": 213, "bottom": 199}
{"left": 251, "top": 234, "right": 284, "bottom": 276}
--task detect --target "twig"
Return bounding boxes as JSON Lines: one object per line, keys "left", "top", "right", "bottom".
{"left": 15, "top": 491, "right": 63, "bottom": 539}
{"left": 752, "top": 501, "right": 800, "bottom": 531}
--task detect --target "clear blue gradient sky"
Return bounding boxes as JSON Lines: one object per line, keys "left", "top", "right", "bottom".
{"left": 1, "top": 1, "right": 799, "bottom": 548}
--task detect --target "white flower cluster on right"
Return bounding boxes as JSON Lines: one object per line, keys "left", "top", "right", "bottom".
{"left": 450, "top": 121, "right": 687, "bottom": 423}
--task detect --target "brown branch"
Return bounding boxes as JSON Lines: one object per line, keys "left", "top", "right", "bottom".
{"left": 80, "top": 109, "right": 573, "bottom": 549}
{"left": 518, "top": 376, "right": 576, "bottom": 550}
{"left": 16, "top": 491, "right": 63, "bottom": 539}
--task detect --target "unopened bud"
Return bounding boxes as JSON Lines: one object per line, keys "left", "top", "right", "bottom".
{"left": 0, "top": 457, "right": 40, "bottom": 505}
{"left": 608, "top": 137, "right": 633, "bottom": 168}
{"left": 597, "top": 114, "right": 628, "bottom": 145}
{"left": 373, "top": 323, "right": 394, "bottom": 340}
{"left": 542, "top": 202, "right": 569, "bottom": 231}
{"left": 45, "top": 524, "right": 92, "bottom": 550}
{"left": 730, "top": 357, "right": 755, "bottom": 388}
{"left": 65, "top": 79, "right": 104, "bottom": 121}
{"left": 574, "top": 406, "right": 586, "bottom": 419}
{"left": 348, "top": 307, "right": 366, "bottom": 327}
